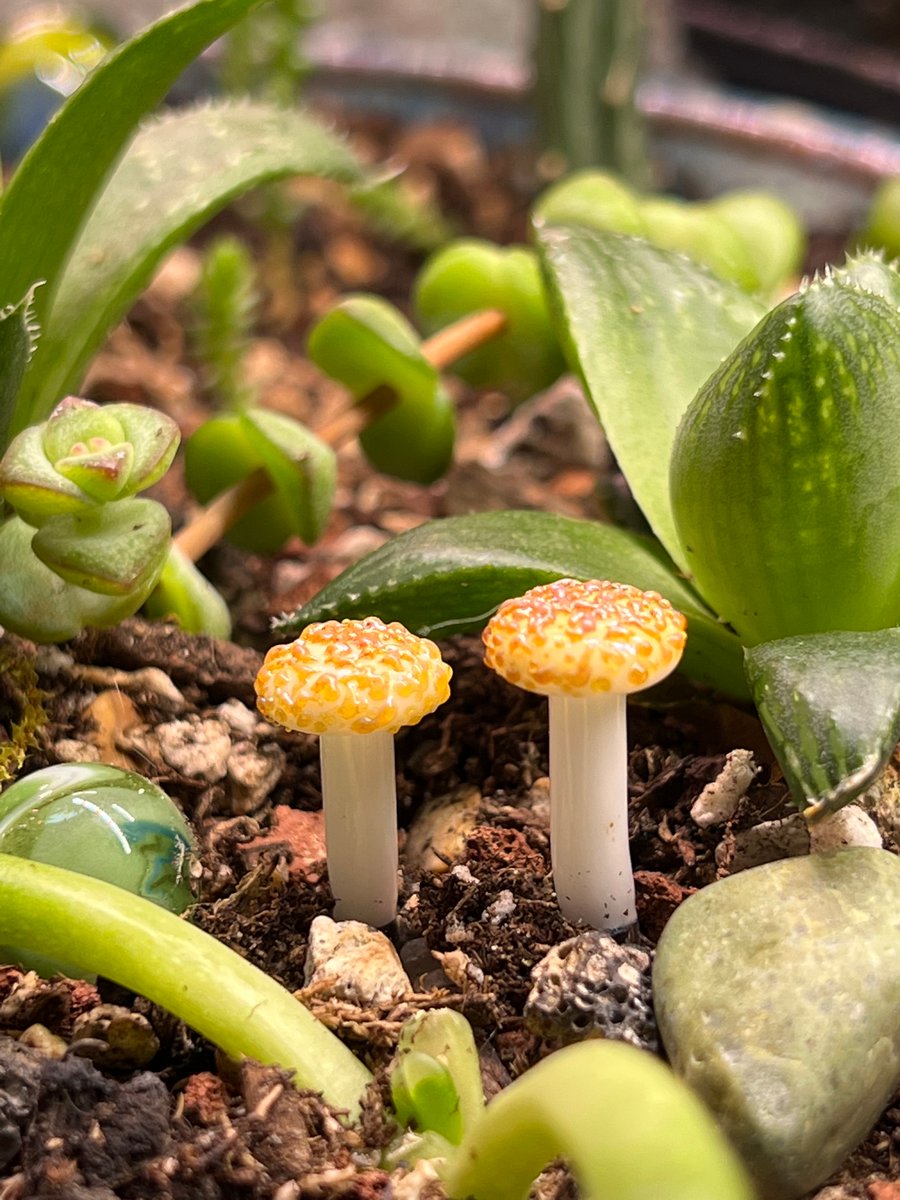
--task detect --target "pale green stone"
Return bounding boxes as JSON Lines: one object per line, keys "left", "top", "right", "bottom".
{"left": 653, "top": 848, "right": 900, "bottom": 1200}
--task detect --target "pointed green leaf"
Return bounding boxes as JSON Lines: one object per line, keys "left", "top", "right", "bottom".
{"left": 670, "top": 268, "right": 900, "bottom": 644}
{"left": 275, "top": 510, "right": 747, "bottom": 697}
{"left": 536, "top": 224, "right": 765, "bottom": 568}
{"left": 23, "top": 100, "right": 363, "bottom": 424}
{"left": 745, "top": 629, "right": 900, "bottom": 819}
{"left": 55, "top": 442, "right": 134, "bottom": 502}
{"left": 307, "top": 295, "right": 455, "bottom": 484}
{"left": 31, "top": 497, "right": 170, "bottom": 596}
{"left": 0, "top": 0, "right": 267, "bottom": 440}
{"left": 0, "top": 288, "right": 38, "bottom": 431}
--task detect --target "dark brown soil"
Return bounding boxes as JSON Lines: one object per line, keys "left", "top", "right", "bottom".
{"left": 1, "top": 110, "right": 898, "bottom": 1200}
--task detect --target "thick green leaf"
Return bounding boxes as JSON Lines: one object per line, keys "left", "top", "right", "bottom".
{"left": 32, "top": 497, "right": 170, "bottom": 596}
{"left": 745, "top": 629, "right": 900, "bottom": 819}
{"left": 23, "top": 101, "right": 364, "bottom": 424}
{"left": 276, "top": 510, "right": 747, "bottom": 697}
{"left": 671, "top": 269, "right": 900, "bottom": 644}
{"left": 143, "top": 544, "right": 232, "bottom": 639}
{"left": 307, "top": 295, "right": 455, "bottom": 484}
{"left": 0, "top": 0, "right": 266, "bottom": 425}
{"left": 0, "top": 289, "right": 38, "bottom": 433}
{"left": 536, "top": 224, "right": 765, "bottom": 568}
{"left": 0, "top": 515, "right": 154, "bottom": 641}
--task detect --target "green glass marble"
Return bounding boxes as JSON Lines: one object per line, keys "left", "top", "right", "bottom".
{"left": 0, "top": 763, "right": 194, "bottom": 913}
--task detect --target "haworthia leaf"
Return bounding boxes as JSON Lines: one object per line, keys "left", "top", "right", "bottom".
{"left": 745, "top": 629, "right": 900, "bottom": 819}
{"left": 23, "top": 101, "right": 364, "bottom": 424}
{"left": 536, "top": 224, "right": 765, "bottom": 569}
{"left": 0, "top": 289, "right": 38, "bottom": 434}
{"left": 670, "top": 267, "right": 900, "bottom": 644}
{"left": 276, "top": 510, "right": 747, "bottom": 697}
{"left": 0, "top": 0, "right": 265, "bottom": 364}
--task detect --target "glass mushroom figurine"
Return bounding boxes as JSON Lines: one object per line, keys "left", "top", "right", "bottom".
{"left": 483, "top": 579, "right": 686, "bottom": 932}
{"left": 255, "top": 617, "right": 452, "bottom": 927}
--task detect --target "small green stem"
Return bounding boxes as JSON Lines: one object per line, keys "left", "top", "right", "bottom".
{"left": 0, "top": 854, "right": 372, "bottom": 1117}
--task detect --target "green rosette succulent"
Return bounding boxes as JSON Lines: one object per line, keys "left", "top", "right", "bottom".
{"left": 0, "top": 396, "right": 179, "bottom": 641}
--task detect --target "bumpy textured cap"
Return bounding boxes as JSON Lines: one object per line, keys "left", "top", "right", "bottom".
{"left": 483, "top": 578, "right": 686, "bottom": 697}
{"left": 255, "top": 617, "right": 452, "bottom": 735}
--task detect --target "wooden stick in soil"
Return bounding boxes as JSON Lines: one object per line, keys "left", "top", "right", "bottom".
{"left": 173, "top": 308, "right": 507, "bottom": 564}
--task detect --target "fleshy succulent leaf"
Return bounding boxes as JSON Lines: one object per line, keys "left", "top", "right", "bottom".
{"left": 0, "top": 515, "right": 157, "bottom": 641}
{"left": 183, "top": 408, "right": 336, "bottom": 554}
{"left": 307, "top": 294, "right": 455, "bottom": 484}
{"left": 0, "top": 424, "right": 96, "bottom": 523}
{"left": 100, "top": 403, "right": 180, "bottom": 494}
{"left": 390, "top": 1009, "right": 484, "bottom": 1146}
{"left": 412, "top": 240, "right": 565, "bottom": 403}
{"left": 0, "top": 0, "right": 268, "bottom": 443}
{"left": 441, "top": 1040, "right": 755, "bottom": 1200}
{"left": 536, "top": 224, "right": 765, "bottom": 569}
{"left": 0, "top": 288, "right": 39, "bottom": 433}
{"left": 670, "top": 262, "right": 900, "bottom": 644}
{"left": 744, "top": 629, "right": 900, "bottom": 821}
{"left": 142, "top": 544, "right": 232, "bottom": 640}
{"left": 54, "top": 441, "right": 135, "bottom": 503}
{"left": 275, "top": 510, "right": 747, "bottom": 697}
{"left": 21, "top": 100, "right": 364, "bottom": 424}
{"left": 31, "top": 497, "right": 171, "bottom": 597}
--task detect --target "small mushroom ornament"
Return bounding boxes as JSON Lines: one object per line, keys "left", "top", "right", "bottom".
{"left": 483, "top": 578, "right": 686, "bottom": 931}
{"left": 255, "top": 617, "right": 451, "bottom": 926}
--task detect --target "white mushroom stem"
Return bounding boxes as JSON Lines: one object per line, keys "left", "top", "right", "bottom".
{"left": 319, "top": 731, "right": 399, "bottom": 927}
{"left": 548, "top": 692, "right": 636, "bottom": 932}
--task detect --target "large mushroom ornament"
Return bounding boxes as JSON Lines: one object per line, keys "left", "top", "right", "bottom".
{"left": 255, "top": 617, "right": 452, "bottom": 927}
{"left": 483, "top": 579, "right": 686, "bottom": 932}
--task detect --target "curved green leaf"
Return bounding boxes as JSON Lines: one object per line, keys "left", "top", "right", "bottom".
{"left": 0, "top": 0, "right": 266, "bottom": 439}
{"left": 745, "top": 629, "right": 900, "bottom": 820}
{"left": 307, "top": 294, "right": 455, "bottom": 484}
{"left": 0, "top": 515, "right": 154, "bottom": 641}
{"left": 442, "top": 1040, "right": 755, "bottom": 1200}
{"left": 143, "top": 544, "right": 232, "bottom": 639}
{"left": 536, "top": 224, "right": 765, "bottom": 568}
{"left": 275, "top": 510, "right": 746, "bottom": 697}
{"left": 23, "top": 101, "right": 364, "bottom": 424}
{"left": 671, "top": 268, "right": 900, "bottom": 644}
{"left": 31, "top": 497, "right": 170, "bottom": 596}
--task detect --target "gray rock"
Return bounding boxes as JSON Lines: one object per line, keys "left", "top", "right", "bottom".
{"left": 653, "top": 848, "right": 900, "bottom": 1200}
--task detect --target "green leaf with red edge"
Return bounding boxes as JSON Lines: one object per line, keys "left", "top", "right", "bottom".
{"left": 274, "top": 509, "right": 747, "bottom": 698}
{"left": 745, "top": 629, "right": 900, "bottom": 820}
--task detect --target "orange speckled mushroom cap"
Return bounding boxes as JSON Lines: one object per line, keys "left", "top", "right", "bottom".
{"left": 255, "top": 617, "right": 452, "bottom": 736}
{"left": 483, "top": 578, "right": 686, "bottom": 697}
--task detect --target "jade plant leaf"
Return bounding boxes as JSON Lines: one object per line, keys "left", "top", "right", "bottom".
{"left": 22, "top": 100, "right": 364, "bottom": 424}
{"left": 307, "top": 294, "right": 455, "bottom": 484}
{"left": 31, "top": 497, "right": 171, "bottom": 596}
{"left": 275, "top": 509, "right": 747, "bottom": 697}
{"left": 0, "top": 0, "right": 266, "bottom": 444}
{"left": 0, "top": 515, "right": 154, "bottom": 641}
{"left": 670, "top": 264, "right": 900, "bottom": 644}
{"left": 536, "top": 224, "right": 765, "bottom": 568}
{"left": 744, "top": 629, "right": 900, "bottom": 820}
